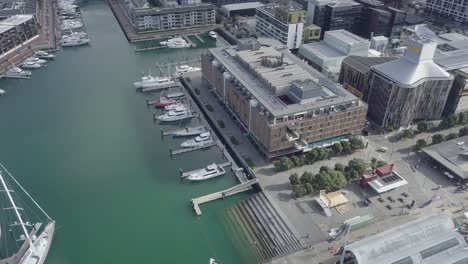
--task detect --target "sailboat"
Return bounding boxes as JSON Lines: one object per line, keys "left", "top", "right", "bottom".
{"left": 0, "top": 163, "right": 55, "bottom": 264}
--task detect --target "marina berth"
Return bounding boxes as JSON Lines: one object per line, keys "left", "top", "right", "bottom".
{"left": 133, "top": 75, "right": 175, "bottom": 89}
{"left": 156, "top": 105, "right": 194, "bottom": 122}
{"left": 2, "top": 67, "right": 32, "bottom": 79}
{"left": 184, "top": 163, "right": 226, "bottom": 181}
{"left": 159, "top": 37, "right": 191, "bottom": 49}
{"left": 176, "top": 65, "right": 201, "bottom": 75}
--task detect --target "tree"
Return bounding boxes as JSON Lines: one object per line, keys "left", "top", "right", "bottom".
{"left": 348, "top": 158, "right": 368, "bottom": 176}
{"left": 350, "top": 137, "right": 365, "bottom": 149}
{"left": 305, "top": 149, "right": 318, "bottom": 164}
{"left": 399, "top": 129, "right": 414, "bottom": 139}
{"left": 440, "top": 115, "right": 458, "bottom": 129}
{"left": 344, "top": 168, "right": 360, "bottom": 182}
{"left": 445, "top": 132, "right": 459, "bottom": 140}
{"left": 375, "top": 160, "right": 387, "bottom": 168}
{"left": 334, "top": 163, "right": 345, "bottom": 173}
{"left": 300, "top": 171, "right": 314, "bottom": 185}
{"left": 292, "top": 185, "right": 307, "bottom": 198}
{"left": 291, "top": 156, "right": 304, "bottom": 167}
{"left": 415, "top": 139, "right": 427, "bottom": 149}
{"left": 328, "top": 170, "right": 348, "bottom": 190}
{"left": 274, "top": 158, "right": 294, "bottom": 172}
{"left": 370, "top": 157, "right": 378, "bottom": 169}
{"left": 319, "top": 166, "right": 330, "bottom": 173}
{"left": 458, "top": 112, "right": 468, "bottom": 125}
{"left": 432, "top": 133, "right": 444, "bottom": 144}
{"left": 460, "top": 126, "right": 468, "bottom": 136}
{"left": 332, "top": 142, "right": 343, "bottom": 155}
{"left": 316, "top": 147, "right": 331, "bottom": 160}
{"left": 313, "top": 171, "right": 334, "bottom": 192}
{"left": 289, "top": 173, "right": 300, "bottom": 185}
{"left": 303, "top": 183, "right": 313, "bottom": 194}
{"left": 341, "top": 141, "right": 352, "bottom": 154}
{"left": 417, "top": 121, "right": 429, "bottom": 133}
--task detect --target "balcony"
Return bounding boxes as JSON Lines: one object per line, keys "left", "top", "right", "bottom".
{"left": 295, "top": 139, "right": 308, "bottom": 151}
{"left": 286, "top": 131, "right": 300, "bottom": 142}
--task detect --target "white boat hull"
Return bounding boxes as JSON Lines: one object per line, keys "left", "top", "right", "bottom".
{"left": 18, "top": 221, "right": 55, "bottom": 264}
{"left": 134, "top": 80, "right": 175, "bottom": 89}
{"left": 61, "top": 39, "right": 90, "bottom": 47}
{"left": 186, "top": 169, "right": 225, "bottom": 181}
{"left": 180, "top": 138, "right": 214, "bottom": 148}
{"left": 157, "top": 113, "right": 194, "bottom": 122}
{"left": 172, "top": 127, "right": 206, "bottom": 137}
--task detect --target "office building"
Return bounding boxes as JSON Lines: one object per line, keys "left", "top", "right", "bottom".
{"left": 323, "top": 0, "right": 361, "bottom": 35}
{"left": 355, "top": 0, "right": 406, "bottom": 38}
{"left": 255, "top": 1, "right": 305, "bottom": 49}
{"left": 366, "top": 38, "right": 453, "bottom": 128}
{"left": 299, "top": 30, "right": 370, "bottom": 81}
{"left": 220, "top": 2, "right": 263, "bottom": 17}
{"left": 339, "top": 55, "right": 396, "bottom": 100}
{"left": 302, "top": 24, "right": 321, "bottom": 43}
{"left": 0, "top": 14, "right": 38, "bottom": 56}
{"left": 426, "top": 0, "right": 468, "bottom": 23}
{"left": 122, "top": 0, "right": 215, "bottom": 33}
{"left": 201, "top": 39, "right": 367, "bottom": 159}
{"left": 434, "top": 33, "right": 468, "bottom": 115}
{"left": 306, "top": 0, "right": 337, "bottom": 31}
{"left": 343, "top": 214, "right": 468, "bottom": 264}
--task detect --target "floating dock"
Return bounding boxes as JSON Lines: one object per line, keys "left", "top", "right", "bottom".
{"left": 191, "top": 179, "right": 257, "bottom": 216}
{"left": 181, "top": 161, "right": 232, "bottom": 178}
{"left": 170, "top": 142, "right": 217, "bottom": 156}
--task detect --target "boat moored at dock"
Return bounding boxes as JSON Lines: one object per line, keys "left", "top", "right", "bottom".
{"left": 34, "top": 51, "right": 55, "bottom": 59}
{"left": 183, "top": 163, "right": 226, "bottom": 181}
{"left": 181, "top": 132, "right": 213, "bottom": 148}
{"left": 2, "top": 67, "right": 32, "bottom": 79}
{"left": 159, "top": 37, "right": 191, "bottom": 48}
{"left": 157, "top": 106, "right": 194, "bottom": 122}
{"left": 176, "top": 65, "right": 201, "bottom": 75}
{"left": 21, "top": 61, "right": 43, "bottom": 69}
{"left": 208, "top": 31, "right": 217, "bottom": 39}
{"left": 134, "top": 75, "right": 175, "bottom": 89}
{"left": 171, "top": 126, "right": 206, "bottom": 137}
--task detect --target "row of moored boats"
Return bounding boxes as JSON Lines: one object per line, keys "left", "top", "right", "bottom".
{"left": 0, "top": 50, "right": 55, "bottom": 82}
{"left": 159, "top": 31, "right": 217, "bottom": 49}
{"left": 58, "top": 0, "right": 90, "bottom": 47}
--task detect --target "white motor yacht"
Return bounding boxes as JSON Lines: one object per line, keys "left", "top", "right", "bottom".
{"left": 0, "top": 89, "right": 5, "bottom": 96}
{"left": 133, "top": 75, "right": 175, "bottom": 89}
{"left": 185, "top": 163, "right": 226, "bottom": 181}
{"left": 34, "top": 51, "right": 55, "bottom": 59}
{"left": 61, "top": 36, "right": 90, "bottom": 47}
{"left": 2, "top": 67, "right": 31, "bottom": 79}
{"left": 157, "top": 106, "right": 194, "bottom": 122}
{"left": 160, "top": 37, "right": 190, "bottom": 48}
{"left": 181, "top": 132, "right": 214, "bottom": 148}
{"left": 209, "top": 31, "right": 217, "bottom": 39}
{"left": 165, "top": 91, "right": 184, "bottom": 99}
{"left": 21, "top": 61, "right": 42, "bottom": 69}
{"left": 176, "top": 65, "right": 201, "bottom": 75}
{"left": 172, "top": 126, "right": 206, "bottom": 137}
{"left": 25, "top": 57, "right": 47, "bottom": 65}
{"left": 165, "top": 102, "right": 185, "bottom": 111}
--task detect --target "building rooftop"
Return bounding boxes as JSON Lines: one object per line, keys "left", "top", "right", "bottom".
{"left": 276, "top": 1, "right": 303, "bottom": 12}
{"left": 301, "top": 42, "right": 347, "bottom": 59}
{"left": 354, "top": 0, "right": 384, "bottom": 7}
{"left": 221, "top": 1, "right": 263, "bottom": 11}
{"left": 209, "top": 45, "right": 362, "bottom": 117}
{"left": 0, "top": 14, "right": 33, "bottom": 34}
{"left": 422, "top": 135, "right": 468, "bottom": 180}
{"left": 342, "top": 55, "right": 397, "bottom": 74}
{"left": 326, "top": 29, "right": 369, "bottom": 46}
{"left": 327, "top": 0, "right": 361, "bottom": 8}
{"left": 346, "top": 214, "right": 468, "bottom": 264}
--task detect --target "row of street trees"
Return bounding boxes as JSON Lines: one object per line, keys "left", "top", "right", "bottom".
{"left": 399, "top": 112, "right": 468, "bottom": 141}
{"left": 415, "top": 125, "right": 468, "bottom": 149}
{"left": 274, "top": 137, "right": 366, "bottom": 172}
{"left": 288, "top": 158, "right": 377, "bottom": 197}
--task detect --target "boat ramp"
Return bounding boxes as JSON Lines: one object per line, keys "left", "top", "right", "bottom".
{"left": 180, "top": 161, "right": 232, "bottom": 178}
{"left": 191, "top": 179, "right": 257, "bottom": 216}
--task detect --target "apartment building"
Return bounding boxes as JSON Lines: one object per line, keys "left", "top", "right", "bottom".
{"left": 256, "top": 1, "right": 305, "bottom": 49}
{"left": 122, "top": 0, "right": 215, "bottom": 33}
{"left": 201, "top": 39, "right": 367, "bottom": 159}
{"left": 0, "top": 14, "right": 38, "bottom": 56}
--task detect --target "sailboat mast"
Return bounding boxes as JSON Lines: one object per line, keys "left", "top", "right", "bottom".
{"left": 0, "top": 171, "right": 35, "bottom": 253}
{"left": 0, "top": 163, "right": 52, "bottom": 221}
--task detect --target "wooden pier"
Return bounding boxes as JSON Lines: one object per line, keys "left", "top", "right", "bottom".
{"left": 181, "top": 161, "right": 232, "bottom": 178}
{"left": 134, "top": 46, "right": 165, "bottom": 52}
{"left": 191, "top": 179, "right": 257, "bottom": 216}
{"left": 170, "top": 142, "right": 217, "bottom": 156}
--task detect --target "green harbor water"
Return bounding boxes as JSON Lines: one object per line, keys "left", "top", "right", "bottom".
{"left": 0, "top": 1, "right": 251, "bottom": 263}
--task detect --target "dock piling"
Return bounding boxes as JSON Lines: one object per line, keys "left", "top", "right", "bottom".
{"left": 153, "top": 112, "right": 156, "bottom": 123}
{"left": 170, "top": 147, "right": 173, "bottom": 159}
{"left": 146, "top": 99, "right": 149, "bottom": 109}
{"left": 160, "top": 128, "right": 164, "bottom": 140}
